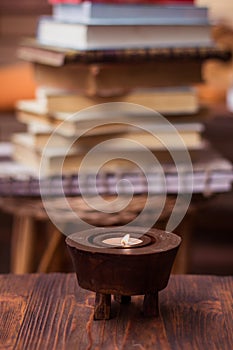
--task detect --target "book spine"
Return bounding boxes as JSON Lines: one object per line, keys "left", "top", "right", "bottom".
{"left": 17, "top": 41, "right": 232, "bottom": 65}
{"left": 63, "top": 46, "right": 232, "bottom": 64}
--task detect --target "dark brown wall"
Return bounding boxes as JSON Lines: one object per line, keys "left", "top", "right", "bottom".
{"left": 0, "top": 0, "right": 51, "bottom": 66}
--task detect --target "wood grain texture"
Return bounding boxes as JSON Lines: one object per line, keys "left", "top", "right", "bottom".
{"left": 0, "top": 274, "right": 232, "bottom": 350}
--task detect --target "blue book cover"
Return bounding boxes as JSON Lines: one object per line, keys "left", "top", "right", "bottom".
{"left": 53, "top": 3, "right": 209, "bottom": 25}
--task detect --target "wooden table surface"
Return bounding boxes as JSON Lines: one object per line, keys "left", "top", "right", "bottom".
{"left": 0, "top": 273, "right": 232, "bottom": 350}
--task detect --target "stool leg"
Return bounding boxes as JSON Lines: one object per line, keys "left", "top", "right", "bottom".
{"left": 11, "top": 215, "right": 35, "bottom": 274}
{"left": 94, "top": 293, "right": 111, "bottom": 320}
{"left": 143, "top": 292, "right": 159, "bottom": 317}
{"left": 37, "top": 225, "right": 62, "bottom": 273}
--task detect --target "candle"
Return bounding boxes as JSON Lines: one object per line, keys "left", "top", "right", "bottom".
{"left": 102, "top": 234, "right": 142, "bottom": 247}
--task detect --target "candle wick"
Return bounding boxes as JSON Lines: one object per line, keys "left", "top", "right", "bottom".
{"left": 121, "top": 234, "right": 130, "bottom": 247}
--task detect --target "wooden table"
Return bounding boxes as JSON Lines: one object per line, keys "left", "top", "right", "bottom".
{"left": 0, "top": 273, "right": 232, "bottom": 349}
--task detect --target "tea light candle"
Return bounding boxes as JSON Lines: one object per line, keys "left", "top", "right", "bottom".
{"left": 103, "top": 234, "right": 143, "bottom": 247}
{"left": 76, "top": 228, "right": 150, "bottom": 250}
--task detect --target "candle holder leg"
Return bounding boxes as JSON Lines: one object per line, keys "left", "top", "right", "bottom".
{"left": 114, "top": 295, "right": 131, "bottom": 304}
{"left": 143, "top": 292, "right": 159, "bottom": 317}
{"left": 94, "top": 293, "right": 111, "bottom": 320}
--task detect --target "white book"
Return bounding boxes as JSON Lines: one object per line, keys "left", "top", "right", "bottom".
{"left": 37, "top": 17, "right": 212, "bottom": 50}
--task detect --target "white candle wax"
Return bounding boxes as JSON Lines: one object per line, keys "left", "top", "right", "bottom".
{"left": 103, "top": 236, "right": 142, "bottom": 247}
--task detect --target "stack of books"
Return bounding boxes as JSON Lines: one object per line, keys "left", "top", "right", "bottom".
{"left": 13, "top": 0, "right": 232, "bottom": 181}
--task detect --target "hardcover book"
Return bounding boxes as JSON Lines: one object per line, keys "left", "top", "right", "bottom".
{"left": 33, "top": 60, "right": 203, "bottom": 95}
{"left": 37, "top": 16, "right": 212, "bottom": 50}
{"left": 49, "top": 1, "right": 194, "bottom": 4}
{"left": 13, "top": 114, "right": 203, "bottom": 151}
{"left": 17, "top": 86, "right": 200, "bottom": 114}
{"left": 52, "top": 3, "right": 208, "bottom": 24}
{"left": 16, "top": 107, "right": 131, "bottom": 138}
{"left": 11, "top": 131, "right": 204, "bottom": 176}
{"left": 18, "top": 38, "right": 232, "bottom": 65}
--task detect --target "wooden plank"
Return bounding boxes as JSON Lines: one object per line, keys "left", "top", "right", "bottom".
{"left": 0, "top": 274, "right": 36, "bottom": 349}
{"left": 160, "top": 275, "right": 233, "bottom": 350}
{"left": 0, "top": 274, "right": 232, "bottom": 350}
{"left": 11, "top": 274, "right": 92, "bottom": 350}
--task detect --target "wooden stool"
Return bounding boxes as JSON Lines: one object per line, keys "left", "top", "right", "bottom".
{"left": 0, "top": 195, "right": 193, "bottom": 274}
{"left": 0, "top": 197, "right": 63, "bottom": 273}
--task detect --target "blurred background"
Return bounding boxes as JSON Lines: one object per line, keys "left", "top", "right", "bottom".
{"left": 0, "top": 0, "right": 233, "bottom": 275}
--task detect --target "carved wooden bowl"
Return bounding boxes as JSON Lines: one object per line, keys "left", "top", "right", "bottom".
{"left": 66, "top": 226, "right": 181, "bottom": 320}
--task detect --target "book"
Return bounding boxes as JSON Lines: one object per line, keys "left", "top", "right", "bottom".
{"left": 16, "top": 96, "right": 202, "bottom": 137}
{"left": 116, "top": 125, "right": 203, "bottom": 150}
{"left": 12, "top": 130, "right": 71, "bottom": 150}
{"left": 15, "top": 99, "right": 204, "bottom": 142}
{"left": 33, "top": 60, "right": 203, "bottom": 95}
{"left": 13, "top": 129, "right": 126, "bottom": 150}
{"left": 23, "top": 86, "right": 199, "bottom": 114}
{"left": 0, "top": 142, "right": 13, "bottom": 161}
{"left": 16, "top": 109, "right": 132, "bottom": 138}
{"left": 18, "top": 38, "right": 232, "bottom": 65}
{"left": 9, "top": 135, "right": 155, "bottom": 175}
{"left": 16, "top": 91, "right": 212, "bottom": 136}
{"left": 163, "top": 108, "right": 212, "bottom": 129}
{"left": 52, "top": 3, "right": 208, "bottom": 24}
{"left": 37, "top": 16, "right": 212, "bottom": 50}
{"left": 49, "top": 1, "right": 194, "bottom": 4}
{"left": 13, "top": 116, "right": 203, "bottom": 150}
{"left": 78, "top": 123, "right": 204, "bottom": 152}
{"left": 11, "top": 132, "right": 203, "bottom": 176}
{"left": 12, "top": 136, "right": 86, "bottom": 175}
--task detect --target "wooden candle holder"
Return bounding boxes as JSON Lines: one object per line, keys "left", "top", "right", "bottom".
{"left": 66, "top": 227, "right": 181, "bottom": 320}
